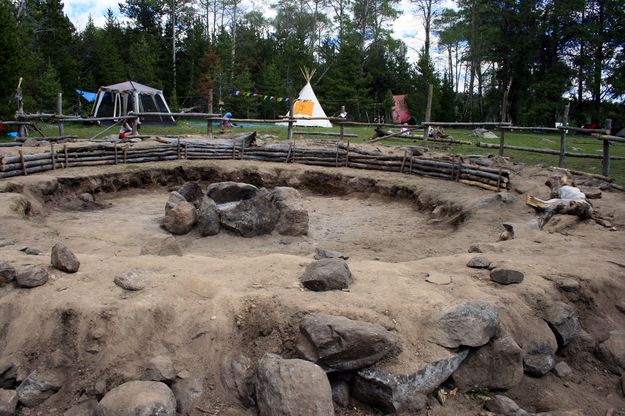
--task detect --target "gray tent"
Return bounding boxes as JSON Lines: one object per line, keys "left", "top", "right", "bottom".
{"left": 91, "top": 81, "right": 175, "bottom": 123}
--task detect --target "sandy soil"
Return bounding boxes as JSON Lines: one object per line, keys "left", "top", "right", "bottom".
{"left": 0, "top": 160, "right": 624, "bottom": 415}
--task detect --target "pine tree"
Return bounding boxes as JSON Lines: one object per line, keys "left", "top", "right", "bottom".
{"left": 0, "top": 0, "right": 21, "bottom": 117}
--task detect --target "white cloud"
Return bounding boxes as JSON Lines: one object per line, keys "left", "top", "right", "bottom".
{"left": 65, "top": 0, "right": 122, "bottom": 30}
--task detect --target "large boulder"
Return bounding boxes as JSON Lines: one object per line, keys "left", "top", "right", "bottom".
{"left": 452, "top": 335, "right": 524, "bottom": 390}
{"left": 162, "top": 201, "right": 197, "bottom": 235}
{"left": 164, "top": 191, "right": 186, "bottom": 215}
{"left": 171, "top": 377, "right": 203, "bottom": 415}
{"left": 207, "top": 182, "right": 258, "bottom": 204}
{"left": 0, "top": 389, "right": 17, "bottom": 416}
{"left": 0, "top": 361, "right": 18, "bottom": 389}
{"left": 144, "top": 356, "right": 176, "bottom": 383}
{"left": 254, "top": 354, "right": 334, "bottom": 416}
{"left": 542, "top": 302, "right": 581, "bottom": 348}
{"left": 430, "top": 300, "right": 500, "bottom": 348}
{"left": 524, "top": 343, "right": 556, "bottom": 377}
{"left": 300, "top": 258, "right": 353, "bottom": 292}
{"left": 297, "top": 314, "right": 396, "bottom": 370}
{"left": 599, "top": 330, "right": 625, "bottom": 374}
{"left": 197, "top": 197, "right": 220, "bottom": 237}
{"left": 177, "top": 182, "right": 203, "bottom": 206}
{"left": 51, "top": 242, "right": 80, "bottom": 273}
{"left": 16, "top": 370, "right": 62, "bottom": 407}
{"left": 352, "top": 350, "right": 468, "bottom": 413}
{"left": 221, "top": 353, "right": 254, "bottom": 407}
{"left": 15, "top": 265, "right": 49, "bottom": 288}
{"left": 96, "top": 381, "right": 176, "bottom": 416}
{"left": 0, "top": 262, "right": 15, "bottom": 285}
{"left": 218, "top": 189, "right": 278, "bottom": 237}
{"left": 503, "top": 314, "right": 558, "bottom": 377}
{"left": 140, "top": 237, "right": 182, "bottom": 257}
{"left": 271, "top": 187, "right": 309, "bottom": 236}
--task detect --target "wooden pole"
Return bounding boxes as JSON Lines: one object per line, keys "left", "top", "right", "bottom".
{"left": 603, "top": 119, "right": 613, "bottom": 176}
{"left": 344, "top": 140, "right": 350, "bottom": 167}
{"left": 131, "top": 94, "right": 139, "bottom": 135}
{"left": 423, "top": 84, "right": 433, "bottom": 144}
{"left": 18, "top": 149, "right": 26, "bottom": 175}
{"left": 499, "top": 127, "right": 505, "bottom": 157}
{"left": 207, "top": 117, "right": 213, "bottom": 139}
{"left": 114, "top": 143, "right": 118, "bottom": 164}
{"left": 64, "top": 144, "right": 68, "bottom": 168}
{"left": 340, "top": 122, "right": 345, "bottom": 142}
{"left": 559, "top": 103, "right": 570, "bottom": 167}
{"left": 50, "top": 143, "right": 56, "bottom": 170}
{"left": 57, "top": 93, "right": 64, "bottom": 136}
{"left": 287, "top": 99, "right": 295, "bottom": 142}
{"left": 177, "top": 137, "right": 181, "bottom": 160}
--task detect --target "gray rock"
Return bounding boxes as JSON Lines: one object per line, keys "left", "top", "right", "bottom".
{"left": 543, "top": 302, "right": 581, "bottom": 348}
{"left": 430, "top": 300, "right": 500, "bottom": 348}
{"left": 297, "top": 314, "right": 396, "bottom": 370}
{"left": 207, "top": 182, "right": 258, "bottom": 204}
{"left": 331, "top": 380, "right": 350, "bottom": 408}
{"left": 300, "top": 258, "right": 353, "bottom": 292}
{"left": 144, "top": 356, "right": 176, "bottom": 382}
{"left": 221, "top": 353, "right": 254, "bottom": 407}
{"left": 20, "top": 247, "right": 41, "bottom": 256}
{"left": 0, "top": 262, "right": 15, "bottom": 285}
{"left": 314, "top": 247, "right": 349, "bottom": 260}
{"left": 0, "top": 389, "right": 17, "bottom": 416}
{"left": 64, "top": 398, "right": 98, "bottom": 416}
{"left": 162, "top": 201, "right": 197, "bottom": 235}
{"left": 15, "top": 265, "right": 49, "bottom": 288}
{"left": 140, "top": 237, "right": 182, "bottom": 257}
{"left": 79, "top": 193, "right": 95, "bottom": 203}
{"left": 171, "top": 377, "right": 203, "bottom": 414}
{"left": 254, "top": 354, "right": 334, "bottom": 416}
{"left": 353, "top": 350, "right": 468, "bottom": 413}
{"left": 467, "top": 256, "right": 491, "bottom": 269}
{"left": 497, "top": 192, "right": 516, "bottom": 204}
{"left": 177, "top": 182, "right": 203, "bottom": 205}
{"left": 485, "top": 394, "right": 529, "bottom": 415}
{"left": 491, "top": 268, "right": 524, "bottom": 284}
{"left": 426, "top": 272, "right": 451, "bottom": 285}
{"left": 16, "top": 370, "right": 62, "bottom": 407}
{"left": 51, "top": 242, "right": 80, "bottom": 273}
{"left": 553, "top": 361, "right": 572, "bottom": 378}
{"left": 271, "top": 187, "right": 309, "bottom": 236}
{"left": 468, "top": 244, "right": 483, "bottom": 253}
{"left": 114, "top": 272, "right": 145, "bottom": 291}
{"left": 96, "top": 381, "right": 176, "bottom": 416}
{"left": 219, "top": 189, "right": 278, "bottom": 237}
{"left": 0, "top": 361, "right": 18, "bottom": 389}
{"left": 524, "top": 343, "right": 556, "bottom": 376}
{"left": 452, "top": 335, "right": 523, "bottom": 390}
{"left": 599, "top": 330, "right": 625, "bottom": 374}
{"left": 165, "top": 191, "right": 186, "bottom": 215}
{"left": 197, "top": 197, "right": 220, "bottom": 237}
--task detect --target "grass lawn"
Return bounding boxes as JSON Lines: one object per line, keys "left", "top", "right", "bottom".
{"left": 2, "top": 121, "right": 624, "bottom": 185}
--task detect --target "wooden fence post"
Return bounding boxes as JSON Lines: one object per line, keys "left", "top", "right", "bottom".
{"left": 50, "top": 142, "right": 56, "bottom": 170}
{"left": 559, "top": 103, "right": 570, "bottom": 167}
{"left": 339, "top": 122, "right": 344, "bottom": 142}
{"left": 499, "top": 127, "right": 505, "bottom": 157}
{"left": 287, "top": 98, "right": 295, "bottom": 142}
{"left": 423, "top": 84, "right": 433, "bottom": 144}
{"left": 499, "top": 83, "right": 510, "bottom": 157}
{"left": 603, "top": 119, "right": 613, "bottom": 177}
{"left": 19, "top": 149, "right": 26, "bottom": 176}
{"left": 57, "top": 93, "right": 64, "bottom": 136}
{"left": 207, "top": 117, "right": 213, "bottom": 139}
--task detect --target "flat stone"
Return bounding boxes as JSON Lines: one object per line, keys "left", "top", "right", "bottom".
{"left": 114, "top": 272, "right": 145, "bottom": 291}
{"left": 467, "top": 256, "right": 492, "bottom": 269}
{"left": 314, "top": 247, "right": 348, "bottom": 260}
{"left": 300, "top": 258, "right": 352, "bottom": 292}
{"left": 430, "top": 300, "right": 500, "bottom": 348}
{"left": 140, "top": 236, "right": 182, "bottom": 257}
{"left": 558, "top": 278, "right": 580, "bottom": 292}
{"left": 542, "top": 302, "right": 581, "bottom": 348}
{"left": 485, "top": 394, "right": 529, "bottom": 415}
{"left": 207, "top": 182, "right": 258, "bottom": 204}
{"left": 51, "top": 242, "right": 80, "bottom": 273}
{"left": 16, "top": 370, "right": 62, "bottom": 407}
{"left": 0, "top": 389, "right": 17, "bottom": 416}
{"left": 20, "top": 247, "right": 41, "bottom": 256}
{"left": 79, "top": 193, "right": 95, "bottom": 203}
{"left": 297, "top": 314, "right": 396, "bottom": 370}
{"left": 254, "top": 354, "right": 334, "bottom": 416}
{"left": 144, "top": 356, "right": 176, "bottom": 382}
{"left": 218, "top": 189, "right": 279, "bottom": 237}
{"left": 0, "top": 262, "right": 16, "bottom": 285}
{"left": 490, "top": 268, "right": 524, "bottom": 285}
{"left": 162, "top": 201, "right": 197, "bottom": 235}
{"left": 425, "top": 272, "right": 451, "bottom": 285}
{"left": 599, "top": 330, "right": 625, "bottom": 374}
{"left": 96, "top": 381, "right": 176, "bottom": 416}
{"left": 15, "top": 265, "right": 49, "bottom": 288}
{"left": 553, "top": 361, "right": 572, "bottom": 378}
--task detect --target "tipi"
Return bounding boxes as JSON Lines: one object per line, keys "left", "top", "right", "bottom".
{"left": 283, "top": 68, "right": 332, "bottom": 128}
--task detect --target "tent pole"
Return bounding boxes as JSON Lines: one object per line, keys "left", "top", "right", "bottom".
{"left": 151, "top": 95, "right": 163, "bottom": 122}
{"left": 132, "top": 92, "right": 139, "bottom": 135}
{"left": 160, "top": 93, "right": 175, "bottom": 123}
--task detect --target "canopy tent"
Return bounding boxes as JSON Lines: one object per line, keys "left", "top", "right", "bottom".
{"left": 91, "top": 81, "right": 175, "bottom": 123}
{"left": 280, "top": 68, "right": 332, "bottom": 128}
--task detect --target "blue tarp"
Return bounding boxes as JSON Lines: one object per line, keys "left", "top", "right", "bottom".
{"left": 75, "top": 89, "right": 97, "bottom": 102}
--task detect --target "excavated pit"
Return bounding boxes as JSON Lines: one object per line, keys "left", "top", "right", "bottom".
{"left": 1, "top": 160, "right": 625, "bottom": 415}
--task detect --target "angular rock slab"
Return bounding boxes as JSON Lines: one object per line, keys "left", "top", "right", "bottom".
{"left": 96, "top": 381, "right": 176, "bottom": 416}
{"left": 197, "top": 196, "right": 221, "bottom": 236}
{"left": 144, "top": 356, "right": 176, "bottom": 382}
{"left": 51, "top": 242, "right": 80, "bottom": 273}
{"left": 430, "top": 300, "right": 500, "bottom": 348}
{"left": 15, "top": 265, "right": 49, "bottom": 288}
{"left": 300, "top": 258, "right": 353, "bottom": 292}
{"left": 485, "top": 395, "right": 530, "bottom": 415}
{"left": 171, "top": 377, "right": 203, "bottom": 415}
{"left": 0, "top": 389, "right": 17, "bottom": 416}
{"left": 207, "top": 182, "right": 258, "bottom": 204}
{"left": 164, "top": 191, "right": 186, "bottom": 215}
{"left": 16, "top": 370, "right": 62, "bottom": 407}
{"left": 177, "top": 181, "right": 203, "bottom": 205}
{"left": 0, "top": 262, "right": 16, "bottom": 285}
{"left": 524, "top": 343, "right": 556, "bottom": 377}
{"left": 314, "top": 247, "right": 349, "bottom": 260}
{"left": 490, "top": 268, "right": 524, "bottom": 285}
{"left": 218, "top": 190, "right": 278, "bottom": 237}
{"left": 599, "top": 330, "right": 625, "bottom": 374}
{"left": 140, "top": 236, "right": 182, "bottom": 257}
{"left": 254, "top": 354, "right": 334, "bottom": 416}
{"left": 297, "top": 313, "right": 396, "bottom": 370}
{"left": 162, "top": 201, "right": 197, "bottom": 235}
{"left": 353, "top": 350, "right": 468, "bottom": 413}
{"left": 271, "top": 187, "right": 309, "bottom": 236}
{"left": 542, "top": 302, "right": 581, "bottom": 348}
{"left": 452, "top": 335, "right": 523, "bottom": 390}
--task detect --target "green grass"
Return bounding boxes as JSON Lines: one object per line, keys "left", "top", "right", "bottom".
{"left": 5, "top": 121, "right": 624, "bottom": 184}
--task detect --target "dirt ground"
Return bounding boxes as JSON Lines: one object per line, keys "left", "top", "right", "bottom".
{"left": 1, "top": 159, "right": 625, "bottom": 415}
